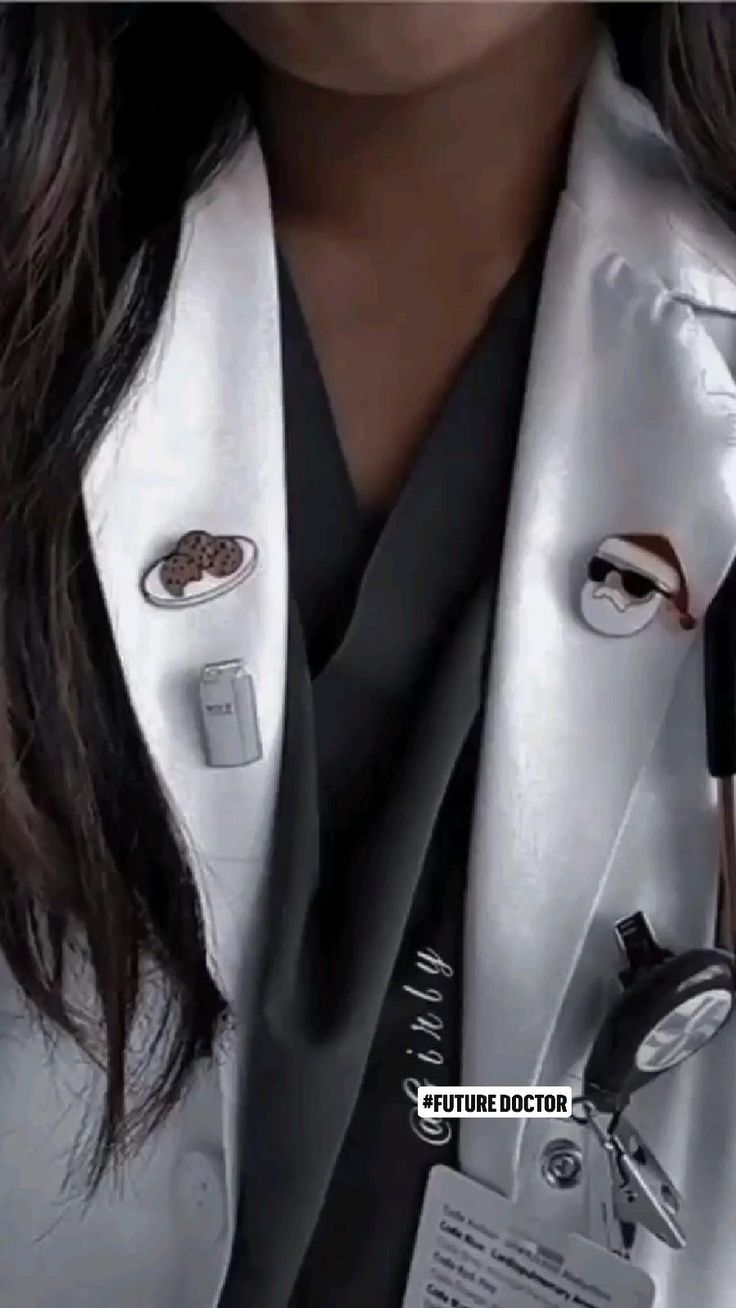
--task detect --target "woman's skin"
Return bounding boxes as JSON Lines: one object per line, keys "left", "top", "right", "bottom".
{"left": 220, "top": 3, "right": 596, "bottom": 507}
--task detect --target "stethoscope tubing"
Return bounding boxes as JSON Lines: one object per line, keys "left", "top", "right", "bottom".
{"left": 717, "top": 777, "right": 736, "bottom": 948}
{"left": 704, "top": 559, "right": 736, "bottom": 949}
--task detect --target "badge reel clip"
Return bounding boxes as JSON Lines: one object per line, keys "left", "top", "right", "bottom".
{"left": 576, "top": 912, "right": 736, "bottom": 1253}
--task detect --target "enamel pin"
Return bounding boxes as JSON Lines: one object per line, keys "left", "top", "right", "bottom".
{"left": 581, "top": 534, "right": 696, "bottom": 637}
{"left": 199, "top": 659, "right": 262, "bottom": 767}
{"left": 141, "top": 530, "right": 258, "bottom": 608}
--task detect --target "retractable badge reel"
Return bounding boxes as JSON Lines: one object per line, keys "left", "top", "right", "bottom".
{"left": 577, "top": 912, "right": 736, "bottom": 1251}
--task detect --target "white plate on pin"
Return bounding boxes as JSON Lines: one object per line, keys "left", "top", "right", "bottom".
{"left": 141, "top": 535, "right": 258, "bottom": 609}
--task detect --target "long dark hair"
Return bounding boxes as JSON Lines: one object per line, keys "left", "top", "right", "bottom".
{"left": 0, "top": 2, "right": 732, "bottom": 1189}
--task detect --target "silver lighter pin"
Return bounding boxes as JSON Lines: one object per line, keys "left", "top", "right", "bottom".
{"left": 199, "top": 660, "right": 262, "bottom": 768}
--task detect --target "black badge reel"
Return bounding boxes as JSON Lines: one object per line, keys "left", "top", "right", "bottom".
{"left": 584, "top": 912, "right": 736, "bottom": 1116}
{"left": 576, "top": 914, "right": 736, "bottom": 1253}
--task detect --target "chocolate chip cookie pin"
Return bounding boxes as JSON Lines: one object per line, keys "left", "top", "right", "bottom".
{"left": 141, "top": 530, "right": 258, "bottom": 608}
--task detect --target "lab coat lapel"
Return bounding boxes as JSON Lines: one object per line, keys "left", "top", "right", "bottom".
{"left": 460, "top": 49, "right": 736, "bottom": 1193}
{"left": 82, "top": 138, "right": 288, "bottom": 1007}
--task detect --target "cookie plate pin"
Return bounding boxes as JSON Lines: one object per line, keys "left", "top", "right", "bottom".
{"left": 141, "top": 530, "right": 258, "bottom": 608}
{"left": 581, "top": 533, "right": 696, "bottom": 637}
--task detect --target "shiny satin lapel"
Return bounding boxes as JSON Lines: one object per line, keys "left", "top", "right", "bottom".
{"left": 460, "top": 48, "right": 736, "bottom": 1193}
{"left": 82, "top": 138, "right": 288, "bottom": 1006}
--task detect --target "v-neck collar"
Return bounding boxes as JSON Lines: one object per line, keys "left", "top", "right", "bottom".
{"left": 279, "top": 239, "right": 548, "bottom": 685}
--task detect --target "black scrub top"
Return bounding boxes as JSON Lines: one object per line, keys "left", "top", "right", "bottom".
{"left": 283, "top": 246, "right": 544, "bottom": 1306}
{"left": 226, "top": 243, "right": 546, "bottom": 1308}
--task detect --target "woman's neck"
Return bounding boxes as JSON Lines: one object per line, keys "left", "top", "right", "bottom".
{"left": 253, "top": 5, "right": 596, "bottom": 508}
{"left": 257, "top": 5, "right": 595, "bottom": 268}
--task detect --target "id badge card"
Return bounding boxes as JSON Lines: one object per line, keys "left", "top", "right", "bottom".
{"left": 402, "top": 1165, "right": 655, "bottom": 1308}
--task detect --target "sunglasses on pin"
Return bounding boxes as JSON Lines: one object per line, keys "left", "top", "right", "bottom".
{"left": 587, "top": 556, "right": 673, "bottom": 600}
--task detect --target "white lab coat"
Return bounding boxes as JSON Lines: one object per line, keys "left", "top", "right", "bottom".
{"left": 3, "top": 44, "right": 736, "bottom": 1308}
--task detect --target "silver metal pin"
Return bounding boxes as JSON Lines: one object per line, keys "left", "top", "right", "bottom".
{"left": 199, "top": 660, "right": 262, "bottom": 768}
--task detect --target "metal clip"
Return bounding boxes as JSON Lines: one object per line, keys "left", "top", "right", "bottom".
{"left": 583, "top": 1121, "right": 636, "bottom": 1258}
{"left": 589, "top": 1112, "right": 686, "bottom": 1250}
{"left": 614, "top": 912, "right": 671, "bottom": 986}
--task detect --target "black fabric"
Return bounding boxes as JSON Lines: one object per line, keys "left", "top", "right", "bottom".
{"left": 277, "top": 257, "right": 383, "bottom": 676}
{"left": 291, "top": 722, "right": 481, "bottom": 1307}
{"left": 602, "top": 5, "right": 664, "bottom": 108}
{"left": 272, "top": 247, "right": 545, "bottom": 1308}
{"left": 224, "top": 587, "right": 495, "bottom": 1308}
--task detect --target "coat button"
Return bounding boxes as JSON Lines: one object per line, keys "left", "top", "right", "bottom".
{"left": 172, "top": 1148, "right": 228, "bottom": 1244}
